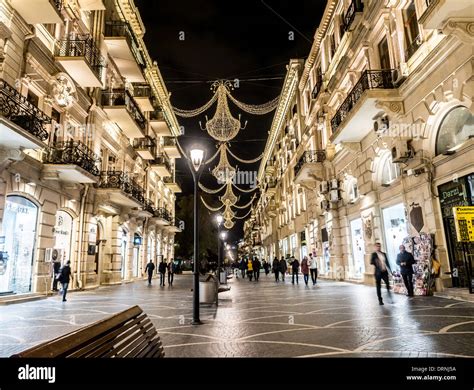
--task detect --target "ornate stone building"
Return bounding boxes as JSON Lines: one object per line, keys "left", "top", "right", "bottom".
{"left": 0, "top": 0, "right": 182, "bottom": 296}
{"left": 245, "top": 0, "right": 473, "bottom": 294}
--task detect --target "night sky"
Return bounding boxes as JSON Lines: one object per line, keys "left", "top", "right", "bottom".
{"left": 135, "top": 0, "right": 327, "bottom": 243}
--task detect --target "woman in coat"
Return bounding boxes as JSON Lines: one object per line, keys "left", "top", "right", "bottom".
{"left": 247, "top": 259, "right": 253, "bottom": 281}
{"left": 301, "top": 256, "right": 309, "bottom": 286}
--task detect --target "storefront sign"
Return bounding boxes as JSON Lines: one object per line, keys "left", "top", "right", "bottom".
{"left": 453, "top": 206, "right": 474, "bottom": 242}
{"left": 439, "top": 180, "right": 467, "bottom": 218}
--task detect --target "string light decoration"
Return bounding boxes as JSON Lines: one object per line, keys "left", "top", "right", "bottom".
{"left": 211, "top": 143, "right": 236, "bottom": 183}
{"left": 226, "top": 90, "right": 279, "bottom": 115}
{"left": 220, "top": 182, "right": 239, "bottom": 206}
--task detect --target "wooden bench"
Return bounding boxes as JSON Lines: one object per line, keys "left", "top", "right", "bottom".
{"left": 11, "top": 305, "right": 165, "bottom": 358}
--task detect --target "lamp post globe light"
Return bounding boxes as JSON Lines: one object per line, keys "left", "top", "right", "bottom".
{"left": 187, "top": 145, "right": 205, "bottom": 325}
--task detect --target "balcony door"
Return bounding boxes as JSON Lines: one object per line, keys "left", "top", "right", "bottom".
{"left": 378, "top": 37, "right": 391, "bottom": 70}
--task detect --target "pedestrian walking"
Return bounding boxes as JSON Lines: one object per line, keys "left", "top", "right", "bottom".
{"left": 58, "top": 260, "right": 72, "bottom": 302}
{"left": 158, "top": 258, "right": 167, "bottom": 287}
{"left": 291, "top": 257, "right": 300, "bottom": 284}
{"left": 144, "top": 259, "right": 155, "bottom": 285}
{"left": 167, "top": 260, "right": 175, "bottom": 286}
{"left": 253, "top": 257, "right": 261, "bottom": 281}
{"left": 370, "top": 243, "right": 392, "bottom": 305}
{"left": 240, "top": 258, "right": 247, "bottom": 278}
{"left": 309, "top": 253, "right": 318, "bottom": 285}
{"left": 301, "top": 256, "right": 309, "bottom": 285}
{"left": 272, "top": 257, "right": 280, "bottom": 282}
{"left": 247, "top": 259, "right": 253, "bottom": 281}
{"left": 279, "top": 256, "right": 287, "bottom": 282}
{"left": 52, "top": 259, "right": 61, "bottom": 291}
{"left": 263, "top": 259, "right": 270, "bottom": 275}
{"left": 396, "top": 245, "right": 416, "bottom": 297}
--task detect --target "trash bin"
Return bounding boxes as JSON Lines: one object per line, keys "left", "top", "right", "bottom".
{"left": 199, "top": 281, "right": 216, "bottom": 304}
{"left": 219, "top": 270, "right": 227, "bottom": 284}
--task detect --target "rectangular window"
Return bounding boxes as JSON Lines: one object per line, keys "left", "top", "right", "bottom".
{"left": 378, "top": 37, "right": 391, "bottom": 70}
{"left": 27, "top": 91, "right": 39, "bottom": 107}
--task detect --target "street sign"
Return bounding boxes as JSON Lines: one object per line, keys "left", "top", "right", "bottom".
{"left": 453, "top": 206, "right": 474, "bottom": 242}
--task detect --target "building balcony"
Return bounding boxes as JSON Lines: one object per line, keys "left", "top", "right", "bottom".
{"left": 150, "top": 155, "right": 171, "bottom": 177}
{"left": 42, "top": 140, "right": 100, "bottom": 183}
{"left": 0, "top": 79, "right": 50, "bottom": 150}
{"left": 101, "top": 89, "right": 146, "bottom": 139}
{"left": 330, "top": 69, "right": 397, "bottom": 143}
{"left": 10, "top": 0, "right": 62, "bottom": 24}
{"left": 167, "top": 218, "right": 183, "bottom": 233}
{"left": 266, "top": 178, "right": 277, "bottom": 197}
{"left": 418, "top": 0, "right": 472, "bottom": 30}
{"left": 294, "top": 150, "right": 326, "bottom": 184}
{"left": 95, "top": 170, "right": 145, "bottom": 208}
{"left": 163, "top": 176, "right": 181, "bottom": 193}
{"left": 104, "top": 21, "right": 145, "bottom": 83}
{"left": 77, "top": 0, "right": 105, "bottom": 10}
{"left": 162, "top": 137, "right": 180, "bottom": 159}
{"left": 343, "top": 0, "right": 364, "bottom": 33}
{"left": 132, "top": 83, "right": 154, "bottom": 112}
{"left": 55, "top": 36, "right": 104, "bottom": 87}
{"left": 152, "top": 207, "right": 171, "bottom": 226}
{"left": 133, "top": 136, "right": 156, "bottom": 160}
{"left": 149, "top": 109, "right": 172, "bottom": 136}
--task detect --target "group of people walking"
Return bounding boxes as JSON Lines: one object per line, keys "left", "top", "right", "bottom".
{"left": 237, "top": 257, "right": 263, "bottom": 281}
{"left": 271, "top": 253, "right": 319, "bottom": 286}
{"left": 145, "top": 259, "right": 176, "bottom": 287}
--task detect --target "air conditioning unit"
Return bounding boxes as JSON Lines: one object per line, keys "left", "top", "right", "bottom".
{"left": 391, "top": 140, "right": 412, "bottom": 163}
{"left": 44, "top": 248, "right": 64, "bottom": 263}
{"left": 329, "top": 189, "right": 340, "bottom": 203}
{"left": 373, "top": 113, "right": 389, "bottom": 134}
{"left": 320, "top": 181, "right": 329, "bottom": 194}
{"left": 330, "top": 179, "right": 339, "bottom": 190}
{"left": 392, "top": 67, "right": 407, "bottom": 88}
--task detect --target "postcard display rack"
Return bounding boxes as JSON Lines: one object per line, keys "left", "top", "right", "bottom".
{"left": 392, "top": 233, "right": 434, "bottom": 296}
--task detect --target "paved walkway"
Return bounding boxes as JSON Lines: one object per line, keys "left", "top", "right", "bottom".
{"left": 1, "top": 273, "right": 473, "bottom": 357}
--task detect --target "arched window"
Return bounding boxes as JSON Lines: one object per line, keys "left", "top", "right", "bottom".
{"left": 381, "top": 155, "right": 401, "bottom": 185}
{"left": 436, "top": 106, "right": 474, "bottom": 155}
{"left": 343, "top": 175, "right": 359, "bottom": 203}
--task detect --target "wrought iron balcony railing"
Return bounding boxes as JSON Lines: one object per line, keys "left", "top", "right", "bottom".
{"left": 151, "top": 154, "right": 171, "bottom": 174}
{"left": 405, "top": 34, "right": 423, "bottom": 61}
{"left": 343, "top": 0, "right": 364, "bottom": 32}
{"left": 133, "top": 83, "right": 152, "bottom": 98}
{"left": 330, "top": 69, "right": 396, "bottom": 133}
{"left": 43, "top": 140, "right": 101, "bottom": 176}
{"left": 311, "top": 72, "right": 323, "bottom": 99}
{"left": 149, "top": 108, "right": 165, "bottom": 121}
{"left": 101, "top": 89, "right": 146, "bottom": 130}
{"left": 133, "top": 136, "right": 156, "bottom": 150}
{"left": 143, "top": 198, "right": 155, "bottom": 214}
{"left": 0, "top": 79, "right": 50, "bottom": 142}
{"left": 104, "top": 21, "right": 145, "bottom": 67}
{"left": 294, "top": 150, "right": 327, "bottom": 178}
{"left": 153, "top": 207, "right": 172, "bottom": 222}
{"left": 55, "top": 36, "right": 105, "bottom": 81}
{"left": 96, "top": 170, "right": 145, "bottom": 205}
{"left": 163, "top": 137, "right": 177, "bottom": 147}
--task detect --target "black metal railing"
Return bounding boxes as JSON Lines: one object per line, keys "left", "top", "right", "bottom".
{"left": 153, "top": 207, "right": 171, "bottom": 222}
{"left": 343, "top": 0, "right": 364, "bottom": 32}
{"left": 51, "top": 0, "right": 63, "bottom": 12}
{"left": 149, "top": 108, "right": 165, "bottom": 121}
{"left": 43, "top": 140, "right": 101, "bottom": 176}
{"left": 151, "top": 155, "right": 171, "bottom": 175}
{"left": 0, "top": 79, "right": 50, "bottom": 142}
{"left": 96, "top": 171, "right": 145, "bottom": 205}
{"left": 104, "top": 21, "right": 145, "bottom": 67}
{"left": 101, "top": 89, "right": 146, "bottom": 130}
{"left": 311, "top": 71, "right": 323, "bottom": 99}
{"left": 133, "top": 136, "right": 156, "bottom": 150}
{"left": 132, "top": 83, "right": 152, "bottom": 98}
{"left": 143, "top": 198, "right": 155, "bottom": 214}
{"left": 294, "top": 150, "right": 327, "bottom": 178}
{"left": 163, "top": 137, "right": 177, "bottom": 147}
{"left": 55, "top": 36, "right": 104, "bottom": 81}
{"left": 331, "top": 69, "right": 396, "bottom": 133}
{"left": 405, "top": 34, "right": 423, "bottom": 61}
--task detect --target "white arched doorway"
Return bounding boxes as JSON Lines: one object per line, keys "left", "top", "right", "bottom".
{"left": 53, "top": 210, "right": 74, "bottom": 265}
{"left": 0, "top": 195, "right": 39, "bottom": 294}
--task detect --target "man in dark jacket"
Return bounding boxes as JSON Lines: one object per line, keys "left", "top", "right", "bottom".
{"left": 370, "top": 243, "right": 392, "bottom": 305}
{"left": 279, "top": 256, "right": 287, "bottom": 282}
{"left": 58, "top": 260, "right": 72, "bottom": 302}
{"left": 158, "top": 259, "right": 167, "bottom": 287}
{"left": 291, "top": 257, "right": 300, "bottom": 284}
{"left": 167, "top": 261, "right": 175, "bottom": 286}
{"left": 272, "top": 257, "right": 280, "bottom": 282}
{"left": 253, "top": 258, "right": 261, "bottom": 281}
{"left": 144, "top": 260, "right": 155, "bottom": 285}
{"left": 52, "top": 259, "right": 61, "bottom": 291}
{"left": 396, "top": 245, "right": 416, "bottom": 297}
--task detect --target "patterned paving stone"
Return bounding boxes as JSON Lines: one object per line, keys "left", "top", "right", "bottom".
{"left": 0, "top": 273, "right": 473, "bottom": 357}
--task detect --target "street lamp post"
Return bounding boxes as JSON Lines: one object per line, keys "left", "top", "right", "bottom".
{"left": 219, "top": 230, "right": 227, "bottom": 283}
{"left": 216, "top": 215, "right": 223, "bottom": 283}
{"left": 188, "top": 147, "right": 205, "bottom": 325}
